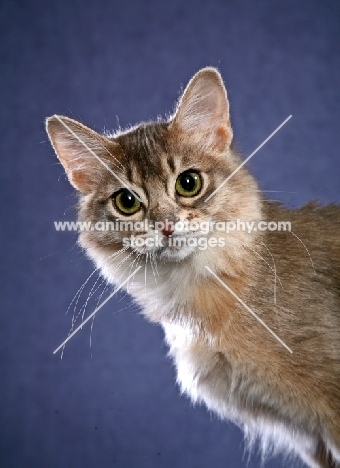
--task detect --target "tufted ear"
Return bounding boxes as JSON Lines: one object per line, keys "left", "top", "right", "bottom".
{"left": 46, "top": 115, "right": 119, "bottom": 194}
{"left": 171, "top": 67, "right": 233, "bottom": 153}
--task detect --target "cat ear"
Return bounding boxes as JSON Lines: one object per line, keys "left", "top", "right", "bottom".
{"left": 46, "top": 115, "right": 117, "bottom": 193}
{"left": 171, "top": 67, "right": 233, "bottom": 152}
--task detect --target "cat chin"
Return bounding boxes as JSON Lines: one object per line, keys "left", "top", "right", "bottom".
{"left": 124, "top": 241, "right": 199, "bottom": 262}
{"left": 157, "top": 245, "right": 197, "bottom": 262}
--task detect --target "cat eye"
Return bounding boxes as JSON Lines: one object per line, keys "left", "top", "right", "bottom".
{"left": 113, "top": 189, "right": 141, "bottom": 215}
{"left": 175, "top": 171, "right": 202, "bottom": 197}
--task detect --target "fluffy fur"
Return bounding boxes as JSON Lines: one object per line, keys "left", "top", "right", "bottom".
{"left": 46, "top": 68, "right": 340, "bottom": 467}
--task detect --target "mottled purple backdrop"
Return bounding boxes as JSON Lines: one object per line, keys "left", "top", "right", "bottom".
{"left": 1, "top": 1, "right": 339, "bottom": 467}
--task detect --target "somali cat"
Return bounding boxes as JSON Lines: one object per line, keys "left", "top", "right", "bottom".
{"left": 46, "top": 68, "right": 340, "bottom": 467}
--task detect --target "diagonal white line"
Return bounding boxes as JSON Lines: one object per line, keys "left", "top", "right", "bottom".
{"left": 204, "top": 115, "right": 292, "bottom": 202}
{"left": 55, "top": 115, "right": 142, "bottom": 202}
{"left": 53, "top": 266, "right": 142, "bottom": 354}
{"left": 205, "top": 266, "right": 293, "bottom": 354}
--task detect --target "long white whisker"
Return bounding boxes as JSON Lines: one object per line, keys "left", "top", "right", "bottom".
{"left": 54, "top": 266, "right": 142, "bottom": 354}
{"left": 150, "top": 251, "right": 158, "bottom": 285}
{"left": 236, "top": 239, "right": 283, "bottom": 289}
{"left": 259, "top": 240, "right": 281, "bottom": 304}
{"left": 61, "top": 247, "right": 129, "bottom": 359}
{"left": 126, "top": 251, "right": 143, "bottom": 294}
{"left": 288, "top": 230, "right": 316, "bottom": 276}
{"left": 71, "top": 247, "right": 128, "bottom": 326}
{"left": 144, "top": 252, "right": 148, "bottom": 292}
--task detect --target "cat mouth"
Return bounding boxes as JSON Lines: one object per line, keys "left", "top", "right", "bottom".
{"left": 158, "top": 239, "right": 197, "bottom": 261}
{"left": 128, "top": 232, "right": 208, "bottom": 262}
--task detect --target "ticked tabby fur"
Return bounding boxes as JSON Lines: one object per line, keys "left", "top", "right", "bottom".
{"left": 46, "top": 68, "right": 340, "bottom": 467}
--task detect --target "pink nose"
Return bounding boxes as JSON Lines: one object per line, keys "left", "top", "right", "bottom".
{"left": 162, "top": 227, "right": 174, "bottom": 237}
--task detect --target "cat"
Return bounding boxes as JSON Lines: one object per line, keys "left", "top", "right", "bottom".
{"left": 46, "top": 67, "right": 340, "bottom": 468}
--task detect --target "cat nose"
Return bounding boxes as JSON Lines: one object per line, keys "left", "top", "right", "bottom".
{"left": 161, "top": 216, "right": 178, "bottom": 237}
{"left": 162, "top": 226, "right": 174, "bottom": 237}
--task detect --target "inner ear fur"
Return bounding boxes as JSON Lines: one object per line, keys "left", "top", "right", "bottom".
{"left": 171, "top": 67, "right": 233, "bottom": 153}
{"left": 46, "top": 115, "right": 119, "bottom": 193}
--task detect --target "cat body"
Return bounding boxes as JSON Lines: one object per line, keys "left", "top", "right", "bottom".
{"left": 46, "top": 68, "right": 340, "bottom": 467}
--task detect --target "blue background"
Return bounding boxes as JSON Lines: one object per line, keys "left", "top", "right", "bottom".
{"left": 1, "top": 1, "right": 339, "bottom": 467}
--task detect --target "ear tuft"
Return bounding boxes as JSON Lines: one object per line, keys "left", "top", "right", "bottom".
{"left": 172, "top": 67, "right": 233, "bottom": 152}
{"left": 46, "top": 115, "right": 114, "bottom": 193}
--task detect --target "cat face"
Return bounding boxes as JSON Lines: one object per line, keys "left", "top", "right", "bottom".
{"left": 46, "top": 68, "right": 261, "bottom": 266}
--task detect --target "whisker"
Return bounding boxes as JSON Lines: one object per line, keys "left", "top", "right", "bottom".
{"left": 241, "top": 190, "right": 297, "bottom": 194}
{"left": 150, "top": 251, "right": 158, "bottom": 285}
{"left": 67, "top": 267, "right": 98, "bottom": 316}
{"left": 288, "top": 230, "right": 316, "bottom": 276}
{"left": 61, "top": 247, "right": 129, "bottom": 358}
{"left": 79, "top": 274, "right": 106, "bottom": 321}
{"left": 153, "top": 251, "right": 160, "bottom": 279}
{"left": 144, "top": 252, "right": 149, "bottom": 292}
{"left": 236, "top": 239, "right": 283, "bottom": 289}
{"left": 259, "top": 240, "right": 282, "bottom": 304}
{"left": 72, "top": 247, "right": 128, "bottom": 325}
{"left": 126, "top": 251, "right": 143, "bottom": 294}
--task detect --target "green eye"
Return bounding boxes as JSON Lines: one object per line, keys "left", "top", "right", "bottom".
{"left": 175, "top": 171, "right": 202, "bottom": 197}
{"left": 114, "top": 189, "right": 141, "bottom": 215}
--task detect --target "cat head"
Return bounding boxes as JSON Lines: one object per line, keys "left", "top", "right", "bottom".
{"left": 46, "top": 68, "right": 261, "bottom": 273}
